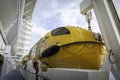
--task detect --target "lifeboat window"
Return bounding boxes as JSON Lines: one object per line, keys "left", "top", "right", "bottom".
{"left": 51, "top": 27, "right": 70, "bottom": 36}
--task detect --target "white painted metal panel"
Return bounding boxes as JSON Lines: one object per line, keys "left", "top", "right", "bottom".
{"left": 45, "top": 68, "right": 109, "bottom": 80}
{"left": 80, "top": 0, "right": 120, "bottom": 79}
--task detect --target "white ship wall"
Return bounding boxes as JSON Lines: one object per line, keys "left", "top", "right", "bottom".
{"left": 0, "top": 0, "right": 23, "bottom": 76}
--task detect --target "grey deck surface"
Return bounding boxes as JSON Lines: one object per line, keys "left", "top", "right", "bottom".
{"left": 1, "top": 69, "right": 25, "bottom": 80}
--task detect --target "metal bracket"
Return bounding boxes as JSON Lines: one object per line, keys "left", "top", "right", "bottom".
{"left": 108, "top": 50, "right": 119, "bottom": 64}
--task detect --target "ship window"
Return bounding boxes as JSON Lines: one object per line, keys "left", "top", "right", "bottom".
{"left": 51, "top": 27, "right": 70, "bottom": 36}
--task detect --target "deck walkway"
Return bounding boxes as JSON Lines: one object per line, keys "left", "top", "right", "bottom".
{"left": 1, "top": 69, "right": 25, "bottom": 80}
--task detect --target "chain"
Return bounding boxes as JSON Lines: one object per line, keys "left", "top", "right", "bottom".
{"left": 85, "top": 11, "right": 92, "bottom": 31}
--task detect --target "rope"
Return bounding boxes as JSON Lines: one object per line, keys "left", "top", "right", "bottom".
{"left": 62, "top": 44, "right": 85, "bottom": 54}
{"left": 62, "top": 43, "right": 95, "bottom": 54}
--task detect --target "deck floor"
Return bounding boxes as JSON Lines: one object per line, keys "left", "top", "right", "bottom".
{"left": 1, "top": 69, "right": 25, "bottom": 80}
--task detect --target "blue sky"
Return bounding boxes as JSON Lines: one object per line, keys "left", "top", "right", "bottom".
{"left": 30, "top": 0, "right": 120, "bottom": 48}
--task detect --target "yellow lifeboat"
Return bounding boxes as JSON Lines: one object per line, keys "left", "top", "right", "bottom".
{"left": 39, "top": 26, "right": 105, "bottom": 70}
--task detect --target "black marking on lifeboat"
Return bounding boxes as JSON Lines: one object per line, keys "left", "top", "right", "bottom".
{"left": 41, "top": 45, "right": 60, "bottom": 57}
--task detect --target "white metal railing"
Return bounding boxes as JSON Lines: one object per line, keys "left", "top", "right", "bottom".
{"left": 20, "top": 28, "right": 32, "bottom": 36}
